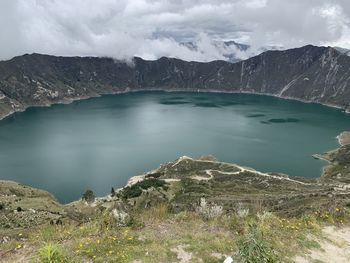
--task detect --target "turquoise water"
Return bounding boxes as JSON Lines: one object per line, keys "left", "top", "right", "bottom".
{"left": 1, "top": 92, "right": 350, "bottom": 203}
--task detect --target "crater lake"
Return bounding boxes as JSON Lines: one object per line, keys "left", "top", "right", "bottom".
{"left": 1, "top": 92, "right": 350, "bottom": 203}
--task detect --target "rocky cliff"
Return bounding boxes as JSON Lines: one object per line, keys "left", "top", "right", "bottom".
{"left": 1, "top": 45, "right": 350, "bottom": 119}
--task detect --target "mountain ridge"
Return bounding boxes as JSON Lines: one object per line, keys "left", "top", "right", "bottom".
{"left": 0, "top": 44, "right": 349, "bottom": 120}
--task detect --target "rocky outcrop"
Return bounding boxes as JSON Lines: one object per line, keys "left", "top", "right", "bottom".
{"left": 0, "top": 45, "right": 350, "bottom": 119}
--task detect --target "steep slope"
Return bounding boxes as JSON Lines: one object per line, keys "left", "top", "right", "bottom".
{"left": 0, "top": 45, "right": 350, "bottom": 119}
{"left": 334, "top": 46, "right": 350, "bottom": 56}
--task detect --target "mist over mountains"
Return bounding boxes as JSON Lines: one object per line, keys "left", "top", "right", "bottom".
{"left": 180, "top": 40, "right": 282, "bottom": 63}
{"left": 0, "top": 44, "right": 350, "bottom": 120}
{"left": 2, "top": 1, "right": 350, "bottom": 62}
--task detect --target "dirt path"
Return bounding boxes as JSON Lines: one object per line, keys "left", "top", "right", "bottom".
{"left": 205, "top": 165, "right": 312, "bottom": 186}
{"left": 294, "top": 226, "right": 350, "bottom": 263}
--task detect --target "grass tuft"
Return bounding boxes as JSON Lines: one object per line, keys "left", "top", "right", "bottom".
{"left": 38, "top": 243, "right": 67, "bottom": 263}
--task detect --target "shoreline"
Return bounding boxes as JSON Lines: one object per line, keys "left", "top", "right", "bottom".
{"left": 1, "top": 90, "right": 349, "bottom": 204}
{"left": 0, "top": 88, "right": 349, "bottom": 121}
{"left": 70, "top": 130, "right": 350, "bottom": 205}
{"left": 0, "top": 136, "right": 346, "bottom": 206}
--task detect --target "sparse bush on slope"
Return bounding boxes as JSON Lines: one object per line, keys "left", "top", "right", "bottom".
{"left": 82, "top": 189, "right": 95, "bottom": 203}
{"left": 237, "top": 223, "right": 277, "bottom": 263}
{"left": 121, "top": 178, "right": 167, "bottom": 199}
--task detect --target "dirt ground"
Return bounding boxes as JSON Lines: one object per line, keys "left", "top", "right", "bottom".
{"left": 294, "top": 226, "right": 350, "bottom": 263}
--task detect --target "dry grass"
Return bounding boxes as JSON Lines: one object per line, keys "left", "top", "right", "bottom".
{"left": 1, "top": 206, "right": 350, "bottom": 262}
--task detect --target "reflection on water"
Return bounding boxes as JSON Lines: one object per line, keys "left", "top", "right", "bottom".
{"left": 0, "top": 91, "right": 349, "bottom": 203}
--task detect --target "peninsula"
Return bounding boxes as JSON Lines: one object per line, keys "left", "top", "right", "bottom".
{"left": 1, "top": 133, "right": 350, "bottom": 262}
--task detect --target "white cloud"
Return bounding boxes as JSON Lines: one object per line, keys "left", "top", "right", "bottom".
{"left": 0, "top": 0, "right": 350, "bottom": 61}
{"left": 317, "top": 3, "right": 350, "bottom": 48}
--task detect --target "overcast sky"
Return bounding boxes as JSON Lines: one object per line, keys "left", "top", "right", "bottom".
{"left": 0, "top": 0, "right": 349, "bottom": 61}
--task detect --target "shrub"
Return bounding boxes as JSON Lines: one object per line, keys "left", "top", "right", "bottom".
{"left": 236, "top": 202, "right": 249, "bottom": 218}
{"left": 137, "top": 178, "right": 166, "bottom": 189}
{"left": 237, "top": 223, "right": 277, "bottom": 263}
{"left": 147, "top": 171, "right": 164, "bottom": 178}
{"left": 82, "top": 189, "right": 95, "bottom": 203}
{"left": 196, "top": 198, "right": 223, "bottom": 220}
{"left": 121, "top": 178, "right": 167, "bottom": 199}
{"left": 122, "top": 184, "right": 143, "bottom": 199}
{"left": 111, "top": 187, "right": 116, "bottom": 197}
{"left": 111, "top": 208, "right": 131, "bottom": 226}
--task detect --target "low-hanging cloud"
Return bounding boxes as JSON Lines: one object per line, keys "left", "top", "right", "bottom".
{"left": 0, "top": 0, "right": 349, "bottom": 62}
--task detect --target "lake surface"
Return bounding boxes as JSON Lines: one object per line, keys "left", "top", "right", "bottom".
{"left": 1, "top": 92, "right": 350, "bottom": 203}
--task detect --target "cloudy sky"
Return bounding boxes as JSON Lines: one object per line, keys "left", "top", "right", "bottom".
{"left": 0, "top": 0, "right": 349, "bottom": 61}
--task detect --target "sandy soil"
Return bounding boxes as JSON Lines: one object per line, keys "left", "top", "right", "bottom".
{"left": 337, "top": 131, "right": 350, "bottom": 146}
{"left": 294, "top": 226, "right": 350, "bottom": 263}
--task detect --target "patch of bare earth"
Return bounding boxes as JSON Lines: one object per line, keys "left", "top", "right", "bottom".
{"left": 294, "top": 226, "right": 350, "bottom": 263}
{"left": 171, "top": 245, "right": 192, "bottom": 263}
{"left": 337, "top": 131, "right": 350, "bottom": 146}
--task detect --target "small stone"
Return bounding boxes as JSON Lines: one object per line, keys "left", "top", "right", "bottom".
{"left": 223, "top": 256, "right": 234, "bottom": 263}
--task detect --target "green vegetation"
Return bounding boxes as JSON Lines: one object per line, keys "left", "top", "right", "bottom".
{"left": 111, "top": 187, "right": 116, "bottom": 197}
{"left": 1, "top": 201, "right": 349, "bottom": 262}
{"left": 319, "top": 144, "right": 350, "bottom": 183}
{"left": 38, "top": 243, "right": 67, "bottom": 263}
{"left": 237, "top": 223, "right": 277, "bottom": 263}
{"left": 120, "top": 178, "right": 167, "bottom": 199}
{"left": 82, "top": 189, "right": 95, "bottom": 203}
{"left": 1, "top": 137, "right": 350, "bottom": 262}
{"left": 147, "top": 171, "right": 164, "bottom": 178}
